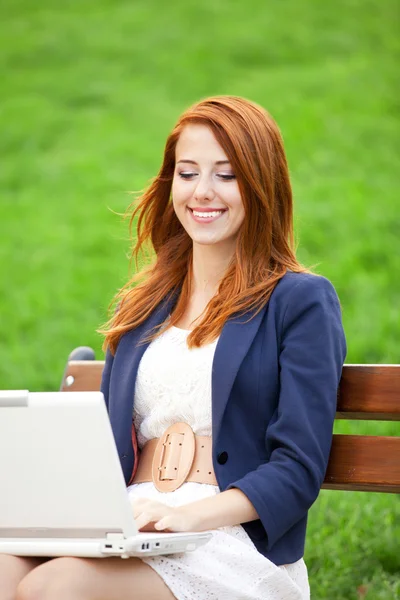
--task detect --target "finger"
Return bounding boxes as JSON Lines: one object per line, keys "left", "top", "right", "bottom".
{"left": 135, "top": 512, "right": 154, "bottom": 531}
{"left": 154, "top": 517, "right": 175, "bottom": 532}
{"left": 132, "top": 498, "right": 164, "bottom": 514}
{"left": 131, "top": 499, "right": 155, "bottom": 519}
{"left": 132, "top": 504, "right": 148, "bottom": 519}
{"left": 154, "top": 519, "right": 167, "bottom": 530}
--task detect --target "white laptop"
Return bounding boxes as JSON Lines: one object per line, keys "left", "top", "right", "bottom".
{"left": 0, "top": 390, "right": 211, "bottom": 558}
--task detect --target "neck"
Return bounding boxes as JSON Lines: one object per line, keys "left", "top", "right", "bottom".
{"left": 191, "top": 242, "right": 235, "bottom": 297}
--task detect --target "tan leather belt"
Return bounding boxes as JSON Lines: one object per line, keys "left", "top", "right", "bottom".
{"left": 130, "top": 422, "right": 218, "bottom": 492}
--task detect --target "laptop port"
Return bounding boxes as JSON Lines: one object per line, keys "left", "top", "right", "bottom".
{"left": 105, "top": 544, "right": 112, "bottom": 549}
{"left": 155, "top": 542, "right": 160, "bottom": 547}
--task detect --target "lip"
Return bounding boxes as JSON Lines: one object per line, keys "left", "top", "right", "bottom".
{"left": 188, "top": 207, "right": 227, "bottom": 212}
{"left": 187, "top": 207, "right": 227, "bottom": 224}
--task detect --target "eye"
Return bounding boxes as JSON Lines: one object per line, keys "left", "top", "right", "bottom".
{"left": 178, "top": 171, "right": 197, "bottom": 180}
{"left": 218, "top": 173, "right": 236, "bottom": 181}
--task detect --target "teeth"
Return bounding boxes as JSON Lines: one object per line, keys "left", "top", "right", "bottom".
{"left": 192, "top": 210, "right": 224, "bottom": 218}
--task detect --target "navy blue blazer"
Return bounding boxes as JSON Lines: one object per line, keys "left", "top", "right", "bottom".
{"left": 101, "top": 271, "right": 346, "bottom": 565}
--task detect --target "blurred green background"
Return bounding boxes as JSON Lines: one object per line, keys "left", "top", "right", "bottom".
{"left": 1, "top": 1, "right": 399, "bottom": 598}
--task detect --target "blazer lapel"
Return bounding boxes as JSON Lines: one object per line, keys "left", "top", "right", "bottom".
{"left": 212, "top": 306, "right": 267, "bottom": 442}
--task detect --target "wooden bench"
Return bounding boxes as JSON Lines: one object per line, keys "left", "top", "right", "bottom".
{"left": 61, "top": 347, "right": 400, "bottom": 494}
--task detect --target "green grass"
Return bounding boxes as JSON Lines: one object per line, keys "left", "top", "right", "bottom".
{"left": 0, "top": 1, "right": 399, "bottom": 597}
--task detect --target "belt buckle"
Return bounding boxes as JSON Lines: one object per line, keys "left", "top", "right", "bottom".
{"left": 151, "top": 422, "right": 195, "bottom": 492}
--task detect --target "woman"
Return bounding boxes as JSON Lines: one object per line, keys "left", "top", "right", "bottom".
{"left": 1, "top": 96, "right": 346, "bottom": 600}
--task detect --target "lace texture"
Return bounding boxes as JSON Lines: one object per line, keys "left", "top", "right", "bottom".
{"left": 130, "top": 325, "right": 310, "bottom": 600}
{"left": 133, "top": 325, "right": 216, "bottom": 449}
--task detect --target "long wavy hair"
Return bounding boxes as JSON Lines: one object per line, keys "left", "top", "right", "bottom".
{"left": 101, "top": 96, "right": 308, "bottom": 353}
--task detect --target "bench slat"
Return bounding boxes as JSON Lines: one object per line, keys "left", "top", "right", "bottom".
{"left": 61, "top": 361, "right": 105, "bottom": 392}
{"left": 62, "top": 362, "right": 400, "bottom": 421}
{"left": 322, "top": 434, "right": 400, "bottom": 493}
{"left": 337, "top": 365, "right": 400, "bottom": 421}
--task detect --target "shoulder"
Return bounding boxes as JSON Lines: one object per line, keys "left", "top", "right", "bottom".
{"left": 271, "top": 271, "right": 340, "bottom": 308}
{"left": 267, "top": 271, "right": 343, "bottom": 335}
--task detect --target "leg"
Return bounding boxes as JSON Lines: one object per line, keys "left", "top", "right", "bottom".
{"left": 0, "top": 554, "right": 46, "bottom": 600}
{"left": 16, "top": 556, "right": 176, "bottom": 600}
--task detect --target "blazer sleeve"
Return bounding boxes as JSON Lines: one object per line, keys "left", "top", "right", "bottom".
{"left": 100, "top": 347, "right": 114, "bottom": 411}
{"left": 228, "top": 275, "right": 346, "bottom": 550}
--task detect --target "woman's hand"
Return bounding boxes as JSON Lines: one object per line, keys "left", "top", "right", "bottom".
{"left": 132, "top": 498, "right": 201, "bottom": 533}
{"left": 132, "top": 489, "right": 258, "bottom": 533}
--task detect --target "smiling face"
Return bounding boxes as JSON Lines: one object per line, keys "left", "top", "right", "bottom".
{"left": 172, "top": 124, "right": 245, "bottom": 255}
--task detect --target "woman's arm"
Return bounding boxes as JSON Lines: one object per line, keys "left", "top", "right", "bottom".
{"left": 182, "top": 488, "right": 259, "bottom": 530}
{"left": 226, "top": 275, "right": 347, "bottom": 549}
{"left": 133, "top": 488, "right": 258, "bottom": 532}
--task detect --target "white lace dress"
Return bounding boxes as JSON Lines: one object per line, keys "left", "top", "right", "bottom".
{"left": 127, "top": 325, "right": 310, "bottom": 600}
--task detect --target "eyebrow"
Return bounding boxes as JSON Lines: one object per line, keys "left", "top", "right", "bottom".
{"left": 176, "top": 159, "right": 231, "bottom": 166}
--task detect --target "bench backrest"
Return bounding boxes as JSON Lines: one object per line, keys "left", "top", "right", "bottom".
{"left": 61, "top": 360, "right": 400, "bottom": 494}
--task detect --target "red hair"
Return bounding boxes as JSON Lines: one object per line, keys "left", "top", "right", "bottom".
{"left": 101, "top": 96, "right": 308, "bottom": 353}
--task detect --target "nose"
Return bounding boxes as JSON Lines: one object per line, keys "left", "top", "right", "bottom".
{"left": 193, "top": 175, "right": 216, "bottom": 202}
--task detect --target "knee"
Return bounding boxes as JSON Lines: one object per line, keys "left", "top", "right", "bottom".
{"left": 0, "top": 554, "right": 39, "bottom": 600}
{"left": 16, "top": 574, "right": 45, "bottom": 600}
{"left": 16, "top": 557, "right": 86, "bottom": 600}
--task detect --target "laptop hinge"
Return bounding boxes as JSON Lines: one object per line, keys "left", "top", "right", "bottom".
{"left": 106, "top": 532, "right": 125, "bottom": 540}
